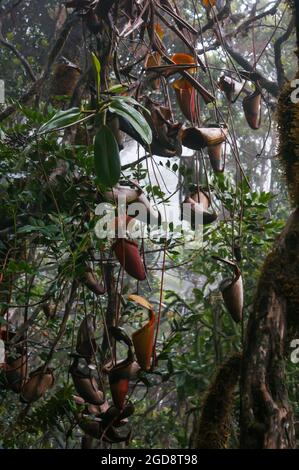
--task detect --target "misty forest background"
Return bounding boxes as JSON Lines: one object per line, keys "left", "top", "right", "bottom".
{"left": 0, "top": 0, "right": 299, "bottom": 449}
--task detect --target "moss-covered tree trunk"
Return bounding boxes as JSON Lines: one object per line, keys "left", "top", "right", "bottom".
{"left": 240, "top": 0, "right": 299, "bottom": 449}
{"left": 240, "top": 210, "right": 299, "bottom": 448}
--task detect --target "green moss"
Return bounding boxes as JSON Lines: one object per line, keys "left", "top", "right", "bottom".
{"left": 195, "top": 353, "right": 242, "bottom": 449}
{"left": 256, "top": 215, "right": 299, "bottom": 335}
{"left": 277, "top": 72, "right": 299, "bottom": 207}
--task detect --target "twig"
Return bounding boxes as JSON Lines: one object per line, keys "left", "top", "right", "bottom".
{"left": 0, "top": 23, "right": 36, "bottom": 82}
{"left": 0, "top": 12, "right": 80, "bottom": 122}
{"left": 274, "top": 17, "right": 295, "bottom": 86}
{"left": 42, "top": 279, "right": 78, "bottom": 370}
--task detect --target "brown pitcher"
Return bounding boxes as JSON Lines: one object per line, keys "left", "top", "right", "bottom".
{"left": 242, "top": 88, "right": 262, "bottom": 130}
{"left": 182, "top": 126, "right": 228, "bottom": 173}
{"left": 21, "top": 367, "right": 54, "bottom": 403}
{"left": 113, "top": 238, "right": 146, "bottom": 281}
{"left": 76, "top": 314, "right": 97, "bottom": 358}
{"left": 132, "top": 310, "right": 156, "bottom": 371}
{"left": 172, "top": 78, "right": 199, "bottom": 122}
{"left": 182, "top": 193, "right": 217, "bottom": 228}
{"left": 214, "top": 258, "right": 244, "bottom": 323}
{"left": 218, "top": 75, "right": 244, "bottom": 103}
{"left": 70, "top": 357, "right": 104, "bottom": 405}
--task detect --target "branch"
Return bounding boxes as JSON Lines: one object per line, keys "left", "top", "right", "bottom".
{"left": 0, "top": 0, "right": 36, "bottom": 81}
{"left": 70, "top": 66, "right": 91, "bottom": 107}
{"left": 0, "top": 12, "right": 80, "bottom": 122}
{"left": 121, "top": 155, "right": 148, "bottom": 171}
{"left": 294, "top": 0, "right": 299, "bottom": 53}
{"left": 139, "top": 389, "right": 174, "bottom": 418}
{"left": 0, "top": 25, "right": 37, "bottom": 82}
{"left": 44, "top": 13, "right": 79, "bottom": 75}
{"left": 101, "top": 263, "right": 116, "bottom": 359}
{"left": 201, "top": 0, "right": 233, "bottom": 34}
{"left": 0, "top": 77, "right": 44, "bottom": 122}
{"left": 43, "top": 279, "right": 78, "bottom": 370}
{"left": 241, "top": 209, "right": 299, "bottom": 448}
{"left": 234, "top": 0, "right": 283, "bottom": 37}
{"left": 198, "top": 1, "right": 282, "bottom": 97}
{"left": 274, "top": 17, "right": 295, "bottom": 86}
{"left": 224, "top": 42, "right": 280, "bottom": 97}
{"left": 9, "top": 286, "right": 55, "bottom": 345}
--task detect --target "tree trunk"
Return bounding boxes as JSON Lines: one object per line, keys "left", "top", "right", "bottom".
{"left": 240, "top": 0, "right": 299, "bottom": 447}
{"left": 240, "top": 209, "right": 299, "bottom": 448}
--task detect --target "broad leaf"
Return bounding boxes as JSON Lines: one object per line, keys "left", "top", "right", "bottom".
{"left": 94, "top": 125, "right": 121, "bottom": 187}
{"left": 91, "top": 52, "right": 101, "bottom": 98}
{"left": 108, "top": 100, "right": 152, "bottom": 145}
{"left": 110, "top": 95, "right": 151, "bottom": 115}
{"left": 38, "top": 108, "right": 92, "bottom": 134}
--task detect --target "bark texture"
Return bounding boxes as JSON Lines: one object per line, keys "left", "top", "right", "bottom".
{"left": 240, "top": 209, "right": 299, "bottom": 448}
{"left": 191, "top": 353, "right": 242, "bottom": 449}
{"left": 240, "top": 0, "right": 299, "bottom": 447}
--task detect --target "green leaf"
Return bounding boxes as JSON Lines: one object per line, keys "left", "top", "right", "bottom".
{"left": 108, "top": 100, "right": 152, "bottom": 145}
{"left": 110, "top": 95, "right": 151, "bottom": 115}
{"left": 91, "top": 52, "right": 101, "bottom": 98}
{"left": 107, "top": 84, "right": 129, "bottom": 94}
{"left": 0, "top": 128, "right": 6, "bottom": 142}
{"left": 38, "top": 108, "right": 93, "bottom": 134}
{"left": 94, "top": 125, "right": 121, "bottom": 187}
